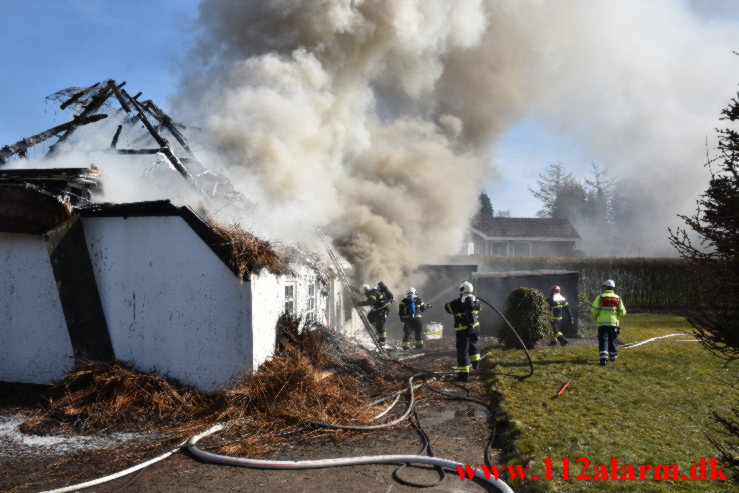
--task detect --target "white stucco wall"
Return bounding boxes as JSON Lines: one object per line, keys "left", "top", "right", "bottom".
{"left": 83, "top": 216, "right": 253, "bottom": 392}
{"left": 249, "top": 270, "right": 281, "bottom": 370}
{"left": 0, "top": 214, "right": 351, "bottom": 390}
{"left": 0, "top": 233, "right": 74, "bottom": 384}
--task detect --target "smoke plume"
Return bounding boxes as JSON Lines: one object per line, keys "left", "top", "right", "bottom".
{"left": 177, "top": 0, "right": 739, "bottom": 283}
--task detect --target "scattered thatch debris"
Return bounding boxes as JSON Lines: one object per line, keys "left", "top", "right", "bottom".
{"left": 19, "top": 361, "right": 214, "bottom": 436}
{"left": 210, "top": 220, "right": 289, "bottom": 278}
{"left": 213, "top": 314, "right": 396, "bottom": 455}
{"left": 20, "top": 316, "right": 398, "bottom": 457}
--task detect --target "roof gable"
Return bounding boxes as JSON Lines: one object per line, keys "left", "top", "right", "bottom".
{"left": 470, "top": 216, "right": 581, "bottom": 240}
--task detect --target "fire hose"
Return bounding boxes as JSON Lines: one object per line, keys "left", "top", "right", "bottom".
{"left": 621, "top": 333, "right": 697, "bottom": 348}
{"left": 38, "top": 298, "right": 530, "bottom": 493}
{"left": 38, "top": 376, "right": 513, "bottom": 493}
{"left": 187, "top": 422, "right": 513, "bottom": 492}
{"left": 478, "top": 297, "right": 535, "bottom": 379}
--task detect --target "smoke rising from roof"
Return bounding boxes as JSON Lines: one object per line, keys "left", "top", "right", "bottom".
{"left": 178, "top": 0, "right": 739, "bottom": 283}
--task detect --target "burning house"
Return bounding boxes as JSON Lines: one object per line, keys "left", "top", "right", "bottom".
{"left": 0, "top": 80, "right": 354, "bottom": 392}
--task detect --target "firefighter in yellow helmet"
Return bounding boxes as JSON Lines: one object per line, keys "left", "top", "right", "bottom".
{"left": 591, "top": 279, "right": 627, "bottom": 366}
{"left": 399, "top": 287, "right": 431, "bottom": 351}
{"left": 445, "top": 281, "right": 482, "bottom": 382}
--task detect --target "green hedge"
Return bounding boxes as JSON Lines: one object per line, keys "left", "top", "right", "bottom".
{"left": 468, "top": 256, "right": 696, "bottom": 310}
{"left": 501, "top": 287, "right": 550, "bottom": 349}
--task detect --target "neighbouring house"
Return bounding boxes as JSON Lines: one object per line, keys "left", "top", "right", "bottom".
{"left": 464, "top": 216, "right": 582, "bottom": 257}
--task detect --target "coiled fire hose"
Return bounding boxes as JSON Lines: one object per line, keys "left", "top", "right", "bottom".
{"left": 186, "top": 422, "right": 514, "bottom": 493}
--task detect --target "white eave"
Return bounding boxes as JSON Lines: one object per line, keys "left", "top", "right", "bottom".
{"left": 469, "top": 227, "right": 578, "bottom": 242}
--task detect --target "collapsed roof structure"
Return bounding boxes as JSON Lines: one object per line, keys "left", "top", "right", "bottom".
{"left": 0, "top": 80, "right": 362, "bottom": 392}
{"left": 0, "top": 79, "right": 246, "bottom": 210}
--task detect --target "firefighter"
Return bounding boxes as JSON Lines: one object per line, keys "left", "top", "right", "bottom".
{"left": 399, "top": 287, "right": 431, "bottom": 351}
{"left": 547, "top": 285, "right": 571, "bottom": 346}
{"left": 591, "top": 279, "right": 627, "bottom": 366}
{"left": 357, "top": 282, "right": 394, "bottom": 349}
{"left": 445, "top": 281, "right": 482, "bottom": 382}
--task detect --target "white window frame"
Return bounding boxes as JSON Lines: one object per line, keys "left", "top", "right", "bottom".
{"left": 306, "top": 281, "right": 316, "bottom": 321}
{"left": 284, "top": 282, "right": 296, "bottom": 315}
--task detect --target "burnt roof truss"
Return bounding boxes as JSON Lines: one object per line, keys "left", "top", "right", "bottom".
{"left": 0, "top": 79, "right": 248, "bottom": 210}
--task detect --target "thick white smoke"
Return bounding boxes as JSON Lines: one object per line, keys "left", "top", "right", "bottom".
{"left": 179, "top": 0, "right": 491, "bottom": 284}
{"left": 177, "top": 0, "right": 739, "bottom": 282}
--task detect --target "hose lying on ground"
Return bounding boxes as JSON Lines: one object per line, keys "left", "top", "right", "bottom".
{"left": 39, "top": 438, "right": 188, "bottom": 493}
{"left": 37, "top": 373, "right": 512, "bottom": 493}
{"left": 187, "top": 423, "right": 515, "bottom": 493}
{"left": 478, "top": 297, "right": 535, "bottom": 379}
{"left": 621, "top": 333, "right": 696, "bottom": 349}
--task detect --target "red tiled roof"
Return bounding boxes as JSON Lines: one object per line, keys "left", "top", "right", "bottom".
{"left": 470, "top": 216, "right": 581, "bottom": 239}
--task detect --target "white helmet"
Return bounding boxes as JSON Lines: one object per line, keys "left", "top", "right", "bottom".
{"left": 360, "top": 284, "right": 371, "bottom": 295}
{"left": 407, "top": 287, "right": 416, "bottom": 297}
{"left": 602, "top": 279, "right": 616, "bottom": 289}
{"left": 459, "top": 281, "right": 473, "bottom": 294}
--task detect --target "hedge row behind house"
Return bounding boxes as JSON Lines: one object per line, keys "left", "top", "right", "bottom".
{"left": 466, "top": 256, "right": 697, "bottom": 310}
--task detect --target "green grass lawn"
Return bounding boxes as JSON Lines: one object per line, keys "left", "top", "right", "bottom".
{"left": 487, "top": 314, "right": 736, "bottom": 492}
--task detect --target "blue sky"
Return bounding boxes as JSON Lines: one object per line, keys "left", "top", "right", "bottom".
{"left": 0, "top": 0, "right": 200, "bottom": 146}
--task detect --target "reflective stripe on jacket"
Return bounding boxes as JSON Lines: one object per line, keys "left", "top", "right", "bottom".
{"left": 591, "top": 290, "right": 626, "bottom": 326}
{"left": 365, "top": 288, "right": 389, "bottom": 312}
{"left": 445, "top": 296, "right": 481, "bottom": 331}
{"left": 549, "top": 293, "right": 568, "bottom": 321}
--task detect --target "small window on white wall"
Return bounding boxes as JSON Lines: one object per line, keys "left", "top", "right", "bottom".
{"left": 306, "top": 282, "right": 316, "bottom": 320}
{"left": 284, "top": 283, "right": 296, "bottom": 314}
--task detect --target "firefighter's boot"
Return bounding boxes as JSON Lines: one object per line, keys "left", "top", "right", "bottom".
{"left": 556, "top": 332, "right": 569, "bottom": 346}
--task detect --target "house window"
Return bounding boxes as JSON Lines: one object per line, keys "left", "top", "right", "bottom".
{"left": 512, "top": 242, "right": 532, "bottom": 257}
{"left": 489, "top": 241, "right": 508, "bottom": 256}
{"left": 284, "top": 282, "right": 296, "bottom": 314}
{"left": 306, "top": 282, "right": 316, "bottom": 320}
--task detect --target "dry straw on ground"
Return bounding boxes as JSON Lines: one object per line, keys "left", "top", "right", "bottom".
{"left": 20, "top": 316, "right": 397, "bottom": 457}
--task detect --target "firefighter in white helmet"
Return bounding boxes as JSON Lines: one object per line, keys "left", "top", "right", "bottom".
{"left": 357, "top": 281, "right": 394, "bottom": 349}
{"left": 399, "top": 287, "right": 431, "bottom": 351}
{"left": 547, "top": 285, "right": 571, "bottom": 346}
{"left": 445, "top": 281, "right": 482, "bottom": 382}
{"left": 591, "top": 279, "right": 627, "bottom": 366}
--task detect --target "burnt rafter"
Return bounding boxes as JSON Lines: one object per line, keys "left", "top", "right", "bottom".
{"left": 2, "top": 79, "right": 250, "bottom": 210}
{"left": 59, "top": 82, "right": 100, "bottom": 110}
{"left": 110, "top": 125, "right": 123, "bottom": 149}
{"left": 47, "top": 80, "right": 121, "bottom": 155}
{"left": 121, "top": 88, "right": 192, "bottom": 180}
{"left": 116, "top": 148, "right": 162, "bottom": 155}
{"left": 0, "top": 114, "right": 108, "bottom": 164}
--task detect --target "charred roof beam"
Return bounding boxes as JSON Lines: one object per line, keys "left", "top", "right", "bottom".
{"left": 0, "top": 114, "right": 108, "bottom": 165}
{"left": 59, "top": 82, "right": 100, "bottom": 110}
{"left": 47, "top": 80, "right": 121, "bottom": 155}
